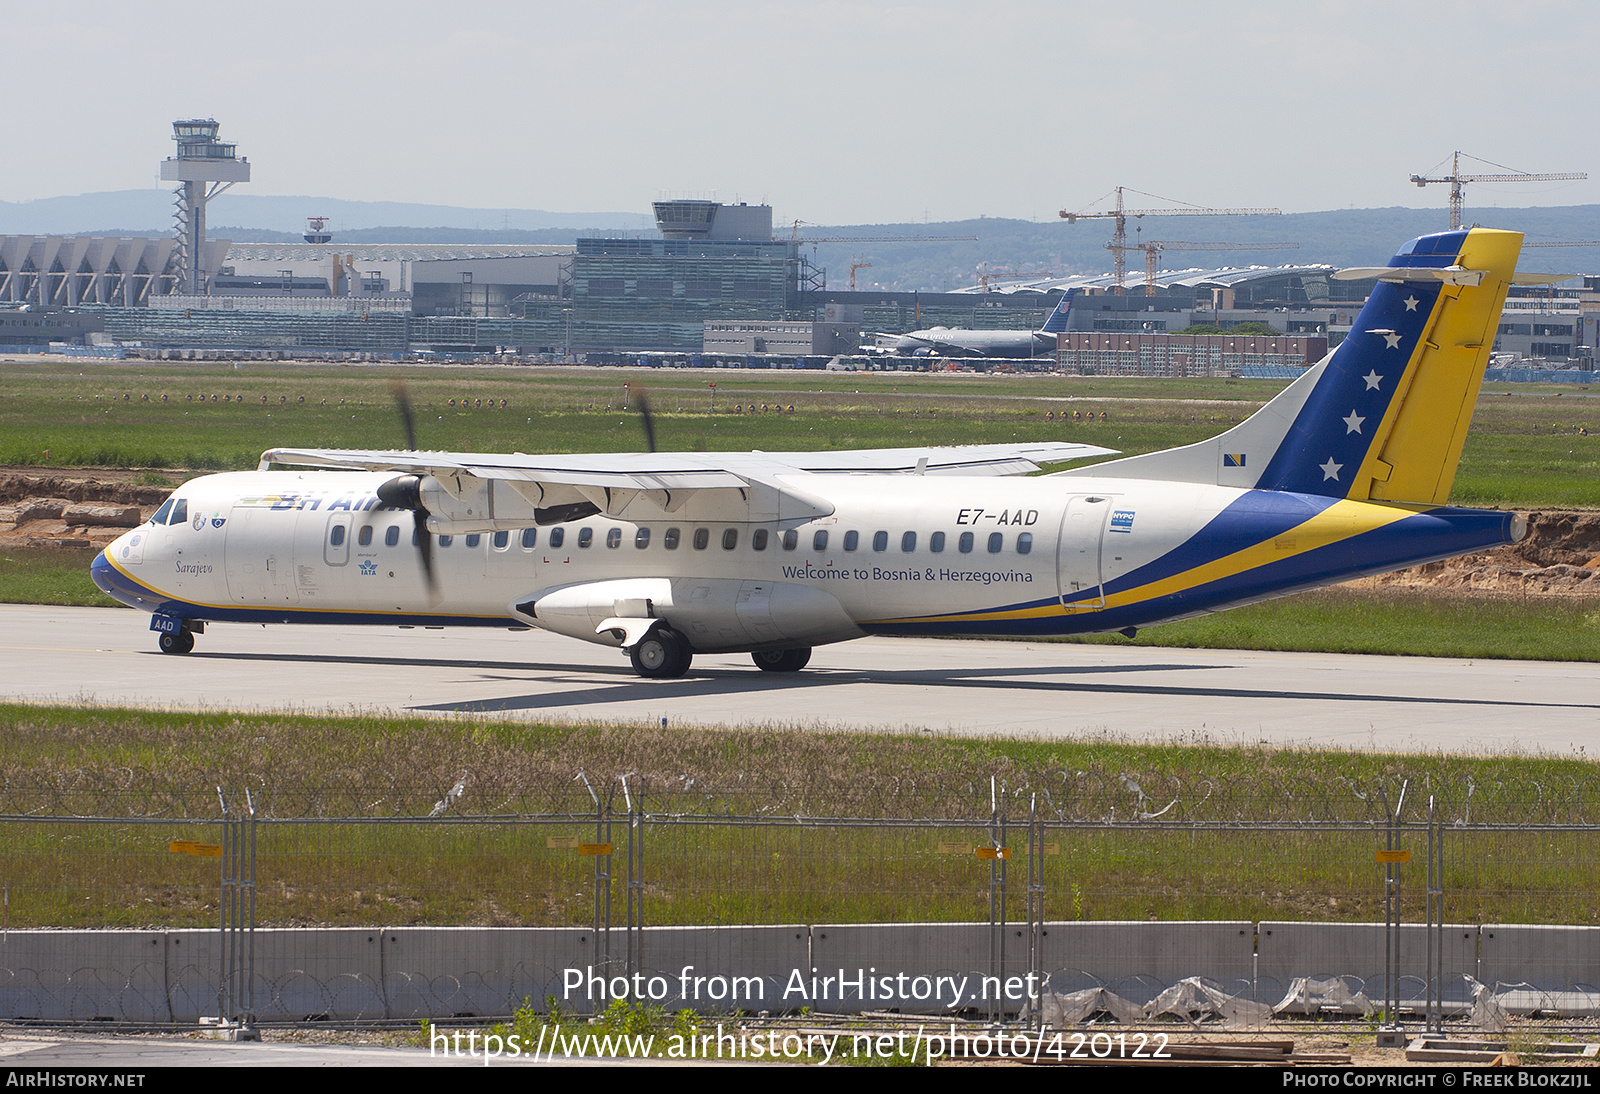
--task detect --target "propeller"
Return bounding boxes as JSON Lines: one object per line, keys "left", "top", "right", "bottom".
{"left": 381, "top": 381, "right": 438, "bottom": 600}
{"left": 635, "top": 386, "right": 657, "bottom": 453}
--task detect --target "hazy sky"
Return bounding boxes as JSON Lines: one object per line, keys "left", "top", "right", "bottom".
{"left": 7, "top": 0, "right": 1596, "bottom": 225}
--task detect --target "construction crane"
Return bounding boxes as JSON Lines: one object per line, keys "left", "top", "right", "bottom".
{"left": 1059, "top": 187, "right": 1281, "bottom": 294}
{"left": 1111, "top": 236, "right": 1301, "bottom": 297}
{"left": 849, "top": 259, "right": 872, "bottom": 291}
{"left": 1409, "top": 152, "right": 1586, "bottom": 230}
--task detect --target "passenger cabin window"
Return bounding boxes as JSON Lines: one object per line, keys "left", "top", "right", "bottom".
{"left": 465, "top": 533, "right": 481, "bottom": 548}
{"left": 958, "top": 532, "right": 974, "bottom": 553}
{"left": 606, "top": 528, "right": 622, "bottom": 548}
{"left": 752, "top": 529, "right": 768, "bottom": 551}
{"left": 358, "top": 526, "right": 373, "bottom": 547}
{"left": 151, "top": 499, "right": 174, "bottom": 525}
{"left": 781, "top": 529, "right": 798, "bottom": 551}
{"left": 439, "top": 535, "right": 453, "bottom": 548}
{"left": 930, "top": 531, "right": 945, "bottom": 553}
{"left": 329, "top": 525, "right": 346, "bottom": 547}
{"left": 693, "top": 528, "right": 710, "bottom": 550}
{"left": 843, "top": 531, "right": 859, "bottom": 551}
{"left": 493, "top": 530, "right": 509, "bottom": 549}
{"left": 722, "top": 528, "right": 738, "bottom": 550}
{"left": 812, "top": 530, "right": 829, "bottom": 551}
{"left": 664, "top": 527, "right": 680, "bottom": 550}
{"left": 872, "top": 531, "right": 888, "bottom": 552}
{"left": 385, "top": 526, "right": 400, "bottom": 547}
{"left": 520, "top": 528, "right": 537, "bottom": 548}
{"left": 1017, "top": 532, "right": 1033, "bottom": 555}
{"left": 577, "top": 528, "right": 593, "bottom": 548}
{"left": 987, "top": 532, "right": 1003, "bottom": 553}
{"left": 549, "top": 527, "right": 565, "bottom": 548}
{"left": 635, "top": 528, "right": 651, "bottom": 548}
{"left": 901, "top": 531, "right": 916, "bottom": 552}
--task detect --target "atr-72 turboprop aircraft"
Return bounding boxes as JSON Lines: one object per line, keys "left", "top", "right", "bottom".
{"left": 96, "top": 229, "right": 1530, "bottom": 679}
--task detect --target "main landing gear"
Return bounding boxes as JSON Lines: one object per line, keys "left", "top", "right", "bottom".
{"left": 630, "top": 627, "right": 693, "bottom": 679}
{"left": 158, "top": 628, "right": 195, "bottom": 654}
{"left": 751, "top": 647, "right": 811, "bottom": 673}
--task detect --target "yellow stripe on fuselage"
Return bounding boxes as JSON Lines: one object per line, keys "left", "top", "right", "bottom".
{"left": 873, "top": 497, "right": 1425, "bottom": 625}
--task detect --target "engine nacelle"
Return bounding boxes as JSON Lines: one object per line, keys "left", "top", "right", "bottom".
{"left": 519, "top": 577, "right": 862, "bottom": 653}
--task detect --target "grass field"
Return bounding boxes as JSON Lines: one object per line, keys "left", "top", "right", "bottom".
{"left": 2, "top": 359, "right": 1597, "bottom": 505}
{"left": 1, "top": 704, "right": 1594, "bottom": 929}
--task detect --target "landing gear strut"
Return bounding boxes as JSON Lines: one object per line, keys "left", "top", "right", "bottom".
{"left": 751, "top": 647, "right": 811, "bottom": 673}
{"left": 630, "top": 627, "right": 692, "bottom": 679}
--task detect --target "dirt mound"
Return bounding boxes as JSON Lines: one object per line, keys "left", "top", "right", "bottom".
{"left": 0, "top": 470, "right": 175, "bottom": 549}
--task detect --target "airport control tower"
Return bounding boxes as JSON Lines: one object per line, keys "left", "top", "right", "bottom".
{"left": 159, "top": 118, "right": 250, "bottom": 294}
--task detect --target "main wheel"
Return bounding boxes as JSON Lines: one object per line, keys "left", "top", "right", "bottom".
{"left": 630, "top": 628, "right": 692, "bottom": 679}
{"left": 158, "top": 629, "right": 195, "bottom": 655}
{"left": 751, "top": 647, "right": 811, "bottom": 673}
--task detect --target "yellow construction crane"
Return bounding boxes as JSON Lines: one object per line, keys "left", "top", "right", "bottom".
{"left": 1059, "top": 187, "right": 1281, "bottom": 294}
{"left": 849, "top": 259, "right": 872, "bottom": 291}
{"left": 1111, "top": 237, "right": 1301, "bottom": 297}
{"left": 1410, "top": 152, "right": 1586, "bottom": 230}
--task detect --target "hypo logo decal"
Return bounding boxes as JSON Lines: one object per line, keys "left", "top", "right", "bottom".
{"left": 1109, "top": 510, "right": 1136, "bottom": 533}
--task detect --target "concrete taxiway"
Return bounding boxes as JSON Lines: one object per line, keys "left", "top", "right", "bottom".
{"left": 3, "top": 604, "right": 1596, "bottom": 754}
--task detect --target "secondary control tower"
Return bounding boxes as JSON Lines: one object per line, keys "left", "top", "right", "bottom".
{"left": 159, "top": 118, "right": 250, "bottom": 294}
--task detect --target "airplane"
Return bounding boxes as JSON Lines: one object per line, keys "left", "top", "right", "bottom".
{"left": 94, "top": 227, "right": 1529, "bottom": 680}
{"left": 862, "top": 291, "right": 1076, "bottom": 358}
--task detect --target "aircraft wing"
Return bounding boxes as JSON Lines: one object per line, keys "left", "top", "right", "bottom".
{"left": 258, "top": 442, "right": 1116, "bottom": 526}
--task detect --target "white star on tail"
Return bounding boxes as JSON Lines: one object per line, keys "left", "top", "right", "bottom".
{"left": 1320, "top": 458, "right": 1343, "bottom": 481}
{"left": 1383, "top": 332, "right": 1402, "bottom": 349}
{"left": 1343, "top": 410, "right": 1365, "bottom": 434}
{"left": 1364, "top": 370, "right": 1384, "bottom": 390}
{"left": 1404, "top": 295, "right": 1419, "bottom": 311}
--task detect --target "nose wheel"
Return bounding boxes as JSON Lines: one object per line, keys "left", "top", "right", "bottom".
{"left": 751, "top": 647, "right": 811, "bottom": 673}
{"left": 629, "top": 627, "right": 692, "bottom": 678}
{"left": 158, "top": 629, "right": 195, "bottom": 655}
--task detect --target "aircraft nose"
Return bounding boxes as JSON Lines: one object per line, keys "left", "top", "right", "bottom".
{"left": 90, "top": 549, "right": 115, "bottom": 596}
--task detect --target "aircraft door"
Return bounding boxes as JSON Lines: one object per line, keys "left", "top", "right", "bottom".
{"left": 224, "top": 506, "right": 299, "bottom": 605}
{"left": 1056, "top": 495, "right": 1111, "bottom": 610}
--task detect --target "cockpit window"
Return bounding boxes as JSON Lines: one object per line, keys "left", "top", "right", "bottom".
{"left": 169, "top": 498, "right": 188, "bottom": 526}
{"left": 151, "top": 499, "right": 175, "bottom": 525}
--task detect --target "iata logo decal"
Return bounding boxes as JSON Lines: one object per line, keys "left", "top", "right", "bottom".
{"left": 359, "top": 560, "right": 378, "bottom": 576}
{"left": 1109, "top": 510, "right": 1136, "bottom": 533}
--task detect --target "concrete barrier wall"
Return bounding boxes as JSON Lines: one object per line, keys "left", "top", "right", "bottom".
{"left": 1257, "top": 922, "right": 1478, "bottom": 1007}
{"left": 2, "top": 920, "right": 1585, "bottom": 1024}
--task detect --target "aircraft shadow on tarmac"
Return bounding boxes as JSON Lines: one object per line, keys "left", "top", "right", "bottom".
{"left": 171, "top": 649, "right": 1600, "bottom": 716}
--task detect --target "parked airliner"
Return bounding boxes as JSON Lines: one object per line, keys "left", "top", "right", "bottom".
{"left": 862, "top": 292, "right": 1076, "bottom": 358}
{"left": 95, "top": 229, "right": 1527, "bottom": 679}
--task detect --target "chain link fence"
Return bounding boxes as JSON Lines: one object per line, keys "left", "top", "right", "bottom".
{"left": 2, "top": 775, "right": 1598, "bottom": 1033}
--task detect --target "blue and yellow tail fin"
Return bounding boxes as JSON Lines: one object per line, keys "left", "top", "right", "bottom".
{"left": 1060, "top": 228, "right": 1521, "bottom": 505}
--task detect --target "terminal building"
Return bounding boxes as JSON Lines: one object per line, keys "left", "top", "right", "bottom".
{"left": 0, "top": 118, "right": 1593, "bottom": 368}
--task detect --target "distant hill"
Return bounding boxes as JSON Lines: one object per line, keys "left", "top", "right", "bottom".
{"left": 0, "top": 190, "right": 653, "bottom": 236}
{"left": 6, "top": 190, "right": 1593, "bottom": 291}
{"left": 799, "top": 206, "right": 1600, "bottom": 292}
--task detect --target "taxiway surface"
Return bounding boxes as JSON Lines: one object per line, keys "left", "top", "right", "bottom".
{"left": 3, "top": 605, "right": 1596, "bottom": 754}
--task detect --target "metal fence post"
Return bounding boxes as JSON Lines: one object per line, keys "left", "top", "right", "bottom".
{"left": 621, "top": 775, "right": 642, "bottom": 992}
{"left": 988, "top": 776, "right": 1008, "bottom": 1025}
{"left": 1426, "top": 794, "right": 1443, "bottom": 1034}
{"left": 216, "top": 788, "right": 256, "bottom": 1038}
{"left": 1378, "top": 780, "right": 1408, "bottom": 1036}
{"left": 1026, "top": 793, "right": 1044, "bottom": 1031}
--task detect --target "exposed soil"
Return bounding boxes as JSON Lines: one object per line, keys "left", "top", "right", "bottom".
{"left": 2, "top": 466, "right": 1599, "bottom": 597}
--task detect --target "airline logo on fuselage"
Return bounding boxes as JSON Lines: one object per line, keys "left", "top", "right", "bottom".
{"left": 1110, "top": 510, "right": 1135, "bottom": 533}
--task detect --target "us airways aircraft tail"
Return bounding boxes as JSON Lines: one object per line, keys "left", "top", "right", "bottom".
{"left": 93, "top": 229, "right": 1527, "bottom": 677}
